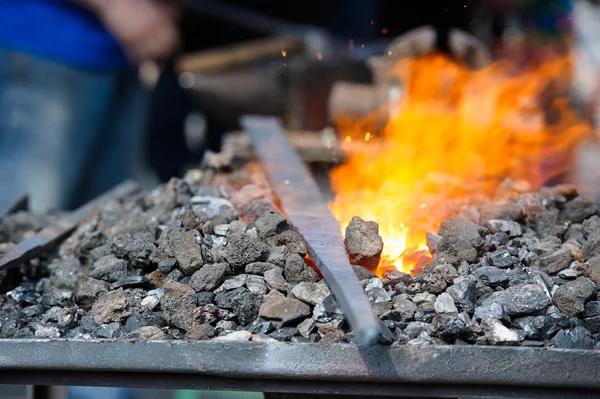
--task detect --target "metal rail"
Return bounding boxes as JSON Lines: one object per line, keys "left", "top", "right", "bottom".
{"left": 0, "top": 339, "right": 599, "bottom": 398}
{"left": 240, "top": 116, "right": 382, "bottom": 346}
{"left": 0, "top": 180, "right": 141, "bottom": 271}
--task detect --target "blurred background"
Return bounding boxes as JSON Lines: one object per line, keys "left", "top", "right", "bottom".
{"left": 1, "top": 0, "right": 600, "bottom": 398}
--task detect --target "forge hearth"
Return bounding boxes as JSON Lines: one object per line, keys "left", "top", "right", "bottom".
{"left": 0, "top": 159, "right": 600, "bottom": 352}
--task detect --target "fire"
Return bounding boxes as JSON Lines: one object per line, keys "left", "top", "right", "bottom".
{"left": 330, "top": 53, "right": 591, "bottom": 275}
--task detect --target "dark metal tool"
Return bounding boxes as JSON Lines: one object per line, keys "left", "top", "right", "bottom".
{"left": 0, "top": 181, "right": 140, "bottom": 271}
{"left": 240, "top": 115, "right": 382, "bottom": 346}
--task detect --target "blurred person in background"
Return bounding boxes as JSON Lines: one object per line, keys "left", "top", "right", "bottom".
{"left": 0, "top": 0, "right": 181, "bottom": 212}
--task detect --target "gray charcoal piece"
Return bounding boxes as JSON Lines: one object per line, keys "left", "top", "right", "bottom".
{"left": 93, "top": 322, "right": 122, "bottom": 339}
{"left": 392, "top": 296, "right": 418, "bottom": 321}
{"left": 33, "top": 324, "right": 61, "bottom": 339}
{"left": 487, "top": 249, "right": 518, "bottom": 269}
{"left": 276, "top": 313, "right": 308, "bottom": 329}
{"left": 157, "top": 258, "right": 177, "bottom": 274}
{"left": 224, "top": 233, "right": 269, "bottom": 270}
{"left": 49, "top": 256, "right": 80, "bottom": 290}
{"left": 43, "top": 288, "right": 75, "bottom": 308}
{"left": 259, "top": 295, "right": 311, "bottom": 320}
{"left": 110, "top": 276, "right": 155, "bottom": 291}
{"left": 364, "top": 278, "right": 392, "bottom": 303}
{"left": 530, "top": 236, "right": 562, "bottom": 256}
{"left": 481, "top": 318, "right": 524, "bottom": 345}
{"left": 140, "top": 295, "right": 160, "bottom": 310}
{"left": 196, "top": 292, "right": 215, "bottom": 306}
{"left": 127, "top": 326, "right": 166, "bottom": 340}
{"left": 265, "top": 230, "right": 308, "bottom": 257}
{"left": 169, "top": 230, "right": 204, "bottom": 275}
{"left": 90, "top": 288, "right": 132, "bottom": 325}
{"left": 512, "top": 316, "right": 546, "bottom": 340}
{"left": 213, "top": 224, "right": 231, "bottom": 237}
{"left": 553, "top": 326, "right": 595, "bottom": 350}
{"left": 214, "top": 275, "right": 247, "bottom": 294}
{"left": 486, "top": 219, "right": 523, "bottom": 237}
{"left": 474, "top": 301, "right": 506, "bottom": 321}
{"left": 245, "top": 262, "right": 280, "bottom": 275}
{"left": 264, "top": 268, "right": 288, "bottom": 292}
{"left": 558, "top": 266, "right": 579, "bottom": 280}
{"left": 284, "top": 254, "right": 318, "bottom": 284}
{"left": 534, "top": 248, "right": 572, "bottom": 274}
{"left": 297, "top": 318, "right": 316, "bottom": 338}
{"left": 267, "top": 246, "right": 287, "bottom": 268}
{"left": 560, "top": 196, "right": 598, "bottom": 223}
{"left": 213, "top": 330, "right": 252, "bottom": 341}
{"left": 190, "top": 263, "right": 229, "bottom": 292}
{"left": 434, "top": 293, "right": 458, "bottom": 314}
{"left": 245, "top": 275, "right": 268, "bottom": 295}
{"left": 446, "top": 276, "right": 477, "bottom": 313}
{"left": 474, "top": 266, "right": 510, "bottom": 286}
{"left": 75, "top": 278, "right": 110, "bottom": 311}
{"left": 312, "top": 295, "right": 344, "bottom": 328}
{"left": 255, "top": 212, "right": 292, "bottom": 239}
{"left": 585, "top": 301, "right": 600, "bottom": 317}
{"left": 291, "top": 282, "right": 330, "bottom": 305}
{"left": 190, "top": 196, "right": 235, "bottom": 220}
{"left": 344, "top": 216, "right": 383, "bottom": 269}
{"left": 185, "top": 323, "right": 216, "bottom": 341}
{"left": 480, "top": 284, "right": 551, "bottom": 317}
{"left": 269, "top": 327, "right": 299, "bottom": 341}
{"left": 90, "top": 255, "right": 128, "bottom": 283}
{"left": 438, "top": 217, "right": 484, "bottom": 248}
{"left": 553, "top": 277, "right": 596, "bottom": 316}
{"left": 436, "top": 234, "right": 477, "bottom": 265}
{"left": 583, "top": 215, "right": 600, "bottom": 239}
{"left": 352, "top": 265, "right": 377, "bottom": 281}
{"left": 161, "top": 281, "right": 197, "bottom": 331}
{"left": 404, "top": 321, "right": 434, "bottom": 339}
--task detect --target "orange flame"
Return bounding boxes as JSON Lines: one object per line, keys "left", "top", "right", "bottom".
{"left": 330, "top": 53, "right": 591, "bottom": 275}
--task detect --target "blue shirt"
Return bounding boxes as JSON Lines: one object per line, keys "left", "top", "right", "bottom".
{"left": 0, "top": 1, "right": 130, "bottom": 70}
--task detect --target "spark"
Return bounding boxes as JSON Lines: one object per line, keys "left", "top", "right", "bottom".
{"left": 345, "top": 136, "right": 352, "bottom": 143}
{"left": 281, "top": 49, "right": 287, "bottom": 57}
{"left": 285, "top": 180, "right": 290, "bottom": 185}
{"left": 364, "top": 132, "right": 372, "bottom": 142}
{"left": 317, "top": 52, "right": 323, "bottom": 61}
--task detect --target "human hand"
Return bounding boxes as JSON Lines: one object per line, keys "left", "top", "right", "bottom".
{"left": 95, "top": 0, "right": 181, "bottom": 65}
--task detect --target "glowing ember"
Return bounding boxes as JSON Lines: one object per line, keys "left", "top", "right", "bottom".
{"left": 330, "top": 53, "right": 591, "bottom": 275}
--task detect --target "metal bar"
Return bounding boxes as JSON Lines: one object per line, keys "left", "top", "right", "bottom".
{"left": 240, "top": 116, "right": 381, "bottom": 346}
{"left": 0, "top": 194, "right": 29, "bottom": 220}
{"left": 0, "top": 180, "right": 141, "bottom": 271}
{"left": 1, "top": 340, "right": 600, "bottom": 398}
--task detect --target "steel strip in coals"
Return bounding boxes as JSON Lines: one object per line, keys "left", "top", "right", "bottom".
{"left": 1, "top": 340, "right": 600, "bottom": 398}
{"left": 240, "top": 115, "right": 381, "bottom": 346}
{"left": 0, "top": 180, "right": 141, "bottom": 271}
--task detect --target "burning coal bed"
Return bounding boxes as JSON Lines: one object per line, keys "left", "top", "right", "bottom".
{"left": 1, "top": 172, "right": 600, "bottom": 350}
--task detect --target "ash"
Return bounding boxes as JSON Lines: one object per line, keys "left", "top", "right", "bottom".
{"left": 1, "top": 174, "right": 600, "bottom": 350}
